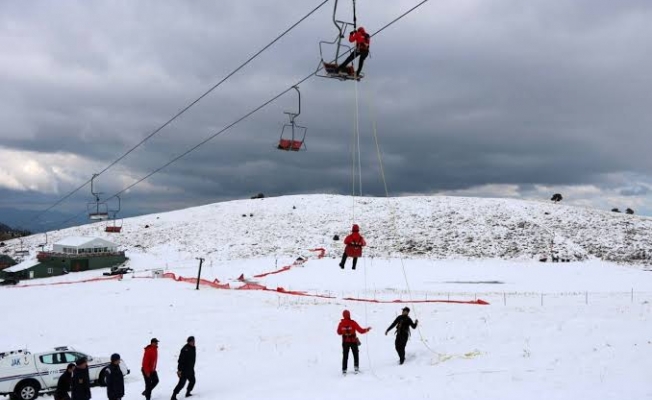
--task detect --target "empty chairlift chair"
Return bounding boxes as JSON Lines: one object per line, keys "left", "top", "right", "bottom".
{"left": 277, "top": 86, "right": 307, "bottom": 152}
{"left": 87, "top": 174, "right": 109, "bottom": 221}
{"left": 105, "top": 196, "right": 123, "bottom": 233}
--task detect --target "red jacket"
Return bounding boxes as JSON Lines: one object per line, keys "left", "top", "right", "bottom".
{"left": 337, "top": 310, "right": 370, "bottom": 343}
{"left": 344, "top": 232, "right": 366, "bottom": 258}
{"left": 349, "top": 28, "right": 370, "bottom": 51}
{"left": 142, "top": 345, "right": 158, "bottom": 374}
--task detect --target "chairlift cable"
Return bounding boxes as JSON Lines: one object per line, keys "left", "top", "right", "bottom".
{"left": 47, "top": 0, "right": 431, "bottom": 231}
{"left": 16, "top": 0, "right": 331, "bottom": 229}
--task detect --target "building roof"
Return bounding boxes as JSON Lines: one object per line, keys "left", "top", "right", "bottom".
{"left": 54, "top": 237, "right": 117, "bottom": 248}
{"left": 4, "top": 256, "right": 38, "bottom": 273}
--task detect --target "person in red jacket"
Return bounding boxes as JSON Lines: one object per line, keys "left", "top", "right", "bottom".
{"left": 339, "top": 224, "right": 366, "bottom": 270}
{"left": 141, "top": 338, "right": 159, "bottom": 400}
{"left": 336, "top": 26, "right": 371, "bottom": 78}
{"left": 337, "top": 310, "right": 371, "bottom": 374}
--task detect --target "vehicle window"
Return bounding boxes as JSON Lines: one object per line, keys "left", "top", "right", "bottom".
{"left": 40, "top": 353, "right": 66, "bottom": 364}
{"left": 39, "top": 354, "right": 54, "bottom": 364}
{"left": 62, "top": 352, "right": 87, "bottom": 363}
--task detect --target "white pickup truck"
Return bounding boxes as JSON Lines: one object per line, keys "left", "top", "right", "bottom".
{"left": 0, "top": 347, "right": 130, "bottom": 400}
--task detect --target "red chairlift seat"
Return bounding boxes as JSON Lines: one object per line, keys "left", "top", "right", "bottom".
{"left": 322, "top": 62, "right": 361, "bottom": 81}
{"left": 276, "top": 86, "right": 307, "bottom": 152}
{"left": 105, "top": 226, "right": 122, "bottom": 233}
{"left": 277, "top": 139, "right": 305, "bottom": 152}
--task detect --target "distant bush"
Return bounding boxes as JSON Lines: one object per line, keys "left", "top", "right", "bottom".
{"left": 551, "top": 193, "right": 563, "bottom": 203}
{"left": 251, "top": 193, "right": 265, "bottom": 199}
{"left": 611, "top": 208, "right": 620, "bottom": 213}
{"left": 626, "top": 208, "right": 635, "bottom": 215}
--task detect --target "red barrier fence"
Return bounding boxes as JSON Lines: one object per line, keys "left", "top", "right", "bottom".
{"left": 253, "top": 266, "right": 292, "bottom": 278}
{"left": 162, "top": 272, "right": 230, "bottom": 289}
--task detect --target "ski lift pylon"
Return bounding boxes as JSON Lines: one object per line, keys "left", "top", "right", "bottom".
{"left": 277, "top": 86, "right": 307, "bottom": 152}
{"left": 105, "top": 195, "right": 123, "bottom": 233}
{"left": 317, "top": 0, "right": 362, "bottom": 81}
{"left": 87, "top": 174, "right": 109, "bottom": 221}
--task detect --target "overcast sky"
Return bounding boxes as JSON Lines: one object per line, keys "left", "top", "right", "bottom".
{"left": 1, "top": 0, "right": 651, "bottom": 228}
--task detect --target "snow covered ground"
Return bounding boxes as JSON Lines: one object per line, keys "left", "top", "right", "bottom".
{"left": 3, "top": 194, "right": 652, "bottom": 265}
{"left": 2, "top": 258, "right": 652, "bottom": 400}
{"left": 2, "top": 195, "right": 652, "bottom": 398}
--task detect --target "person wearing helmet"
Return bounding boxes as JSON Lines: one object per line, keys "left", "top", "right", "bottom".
{"left": 337, "top": 310, "right": 371, "bottom": 374}
{"left": 106, "top": 354, "right": 125, "bottom": 400}
{"left": 336, "top": 26, "right": 371, "bottom": 78}
{"left": 339, "top": 224, "right": 366, "bottom": 270}
{"left": 385, "top": 307, "right": 419, "bottom": 365}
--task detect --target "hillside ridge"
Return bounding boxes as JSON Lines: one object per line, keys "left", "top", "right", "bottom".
{"left": 3, "top": 194, "right": 651, "bottom": 265}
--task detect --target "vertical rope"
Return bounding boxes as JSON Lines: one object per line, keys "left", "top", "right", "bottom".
{"left": 355, "top": 78, "right": 363, "bottom": 197}
{"left": 350, "top": 82, "right": 357, "bottom": 222}
{"left": 365, "top": 84, "right": 441, "bottom": 356}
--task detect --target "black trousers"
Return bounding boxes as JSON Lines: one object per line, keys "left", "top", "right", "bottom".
{"left": 141, "top": 369, "right": 159, "bottom": 399}
{"left": 338, "top": 50, "right": 369, "bottom": 75}
{"left": 342, "top": 342, "right": 359, "bottom": 371}
{"left": 54, "top": 393, "right": 71, "bottom": 400}
{"left": 340, "top": 253, "right": 358, "bottom": 269}
{"left": 395, "top": 334, "right": 409, "bottom": 363}
{"left": 173, "top": 371, "right": 196, "bottom": 395}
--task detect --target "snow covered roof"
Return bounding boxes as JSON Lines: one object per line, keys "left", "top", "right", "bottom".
{"left": 54, "top": 237, "right": 117, "bottom": 249}
{"left": 4, "top": 256, "right": 38, "bottom": 273}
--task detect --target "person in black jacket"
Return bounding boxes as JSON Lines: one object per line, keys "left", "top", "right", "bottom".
{"left": 385, "top": 307, "right": 419, "bottom": 365}
{"left": 54, "top": 364, "right": 75, "bottom": 400}
{"left": 71, "top": 358, "right": 91, "bottom": 400}
{"left": 105, "top": 354, "right": 125, "bottom": 400}
{"left": 171, "top": 336, "right": 196, "bottom": 400}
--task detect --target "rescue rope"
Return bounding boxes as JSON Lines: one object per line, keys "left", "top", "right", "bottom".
{"left": 362, "top": 256, "right": 382, "bottom": 379}
{"left": 364, "top": 84, "right": 443, "bottom": 357}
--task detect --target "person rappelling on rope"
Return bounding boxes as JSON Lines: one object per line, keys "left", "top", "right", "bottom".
{"left": 385, "top": 307, "right": 419, "bottom": 365}
{"left": 339, "top": 224, "right": 366, "bottom": 270}
{"left": 336, "top": 27, "right": 370, "bottom": 79}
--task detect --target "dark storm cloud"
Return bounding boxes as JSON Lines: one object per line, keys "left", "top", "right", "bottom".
{"left": 1, "top": 0, "right": 651, "bottom": 220}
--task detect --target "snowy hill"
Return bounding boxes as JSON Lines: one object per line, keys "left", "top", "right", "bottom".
{"left": 4, "top": 194, "right": 651, "bottom": 265}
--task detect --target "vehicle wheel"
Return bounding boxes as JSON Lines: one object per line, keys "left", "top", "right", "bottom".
{"left": 15, "top": 381, "right": 39, "bottom": 400}
{"left": 98, "top": 367, "right": 109, "bottom": 387}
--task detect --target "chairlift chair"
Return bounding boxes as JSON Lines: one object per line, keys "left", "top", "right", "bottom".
{"left": 277, "top": 86, "right": 308, "bottom": 152}
{"left": 87, "top": 174, "right": 109, "bottom": 220}
{"left": 317, "top": 0, "right": 363, "bottom": 81}
{"left": 105, "top": 195, "right": 123, "bottom": 233}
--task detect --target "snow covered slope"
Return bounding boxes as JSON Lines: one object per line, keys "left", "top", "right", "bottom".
{"left": 4, "top": 195, "right": 652, "bottom": 265}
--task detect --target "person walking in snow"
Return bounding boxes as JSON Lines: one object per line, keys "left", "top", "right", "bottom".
{"left": 337, "top": 310, "right": 371, "bottom": 374}
{"left": 106, "top": 354, "right": 125, "bottom": 400}
{"left": 71, "top": 358, "right": 91, "bottom": 400}
{"left": 171, "top": 336, "right": 196, "bottom": 400}
{"left": 142, "top": 338, "right": 160, "bottom": 400}
{"left": 339, "top": 224, "right": 366, "bottom": 270}
{"left": 385, "top": 307, "right": 419, "bottom": 365}
{"left": 54, "top": 363, "right": 75, "bottom": 400}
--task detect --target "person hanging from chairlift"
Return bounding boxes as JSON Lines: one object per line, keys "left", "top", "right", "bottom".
{"left": 336, "top": 27, "right": 370, "bottom": 79}
{"left": 339, "top": 224, "right": 366, "bottom": 270}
